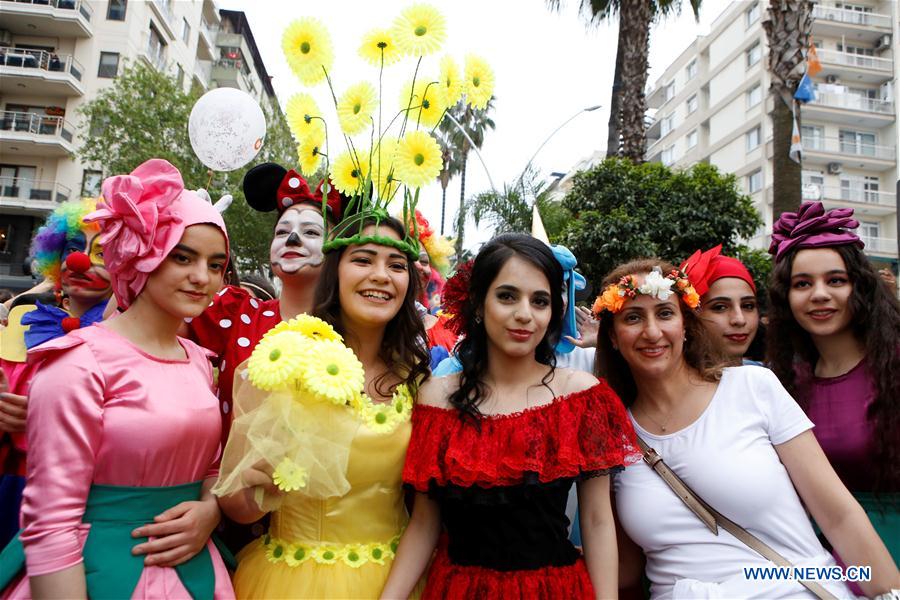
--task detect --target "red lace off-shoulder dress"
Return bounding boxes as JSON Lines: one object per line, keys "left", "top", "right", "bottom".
{"left": 404, "top": 381, "right": 640, "bottom": 599}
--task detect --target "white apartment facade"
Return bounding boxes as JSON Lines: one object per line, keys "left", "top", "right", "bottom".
{"left": 0, "top": 0, "right": 277, "bottom": 290}
{"left": 643, "top": 0, "right": 898, "bottom": 271}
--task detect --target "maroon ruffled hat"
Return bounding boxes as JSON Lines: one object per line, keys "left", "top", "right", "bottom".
{"left": 769, "top": 201, "right": 863, "bottom": 262}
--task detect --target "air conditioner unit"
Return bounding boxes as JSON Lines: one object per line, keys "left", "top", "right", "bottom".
{"left": 875, "top": 34, "right": 892, "bottom": 51}
{"left": 825, "top": 74, "right": 839, "bottom": 84}
{"left": 827, "top": 162, "right": 843, "bottom": 175}
{"left": 0, "top": 30, "right": 12, "bottom": 46}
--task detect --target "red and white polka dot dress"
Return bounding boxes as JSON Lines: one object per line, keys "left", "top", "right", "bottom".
{"left": 187, "top": 285, "right": 281, "bottom": 446}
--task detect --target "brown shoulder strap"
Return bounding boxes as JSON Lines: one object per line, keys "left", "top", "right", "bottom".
{"left": 635, "top": 436, "right": 838, "bottom": 600}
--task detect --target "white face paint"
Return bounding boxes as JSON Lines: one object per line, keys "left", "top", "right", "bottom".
{"left": 270, "top": 206, "right": 325, "bottom": 278}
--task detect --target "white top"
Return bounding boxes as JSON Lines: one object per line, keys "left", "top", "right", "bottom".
{"left": 556, "top": 346, "right": 595, "bottom": 373}
{"left": 613, "top": 366, "right": 854, "bottom": 599}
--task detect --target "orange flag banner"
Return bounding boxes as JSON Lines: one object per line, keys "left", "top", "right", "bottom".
{"left": 807, "top": 43, "right": 823, "bottom": 76}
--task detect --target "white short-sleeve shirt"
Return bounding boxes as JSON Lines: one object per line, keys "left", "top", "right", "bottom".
{"left": 613, "top": 366, "right": 854, "bottom": 599}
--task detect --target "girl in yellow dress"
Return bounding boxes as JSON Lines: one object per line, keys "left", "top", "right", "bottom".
{"left": 213, "top": 214, "right": 429, "bottom": 599}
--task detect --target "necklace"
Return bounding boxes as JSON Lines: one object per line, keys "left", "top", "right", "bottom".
{"left": 638, "top": 403, "right": 675, "bottom": 432}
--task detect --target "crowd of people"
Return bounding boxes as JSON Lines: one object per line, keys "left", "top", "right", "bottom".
{"left": 0, "top": 158, "right": 897, "bottom": 599}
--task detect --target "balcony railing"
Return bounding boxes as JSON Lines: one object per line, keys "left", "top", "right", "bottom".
{"left": 814, "top": 185, "right": 897, "bottom": 207}
{"left": 0, "top": 177, "right": 71, "bottom": 203}
{"left": 2, "top": 0, "right": 93, "bottom": 21}
{"left": 817, "top": 49, "right": 892, "bottom": 72}
{"left": 152, "top": 0, "right": 174, "bottom": 24}
{"left": 860, "top": 236, "right": 898, "bottom": 254}
{"left": 812, "top": 92, "right": 893, "bottom": 114}
{"left": 0, "top": 111, "right": 74, "bottom": 143}
{"left": 801, "top": 135, "right": 894, "bottom": 160}
{"left": 0, "top": 47, "right": 84, "bottom": 82}
{"left": 813, "top": 4, "right": 891, "bottom": 29}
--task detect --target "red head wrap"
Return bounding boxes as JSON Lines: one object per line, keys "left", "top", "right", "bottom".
{"left": 679, "top": 245, "right": 756, "bottom": 298}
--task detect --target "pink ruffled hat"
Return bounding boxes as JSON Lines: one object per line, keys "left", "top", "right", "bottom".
{"left": 85, "top": 159, "right": 229, "bottom": 308}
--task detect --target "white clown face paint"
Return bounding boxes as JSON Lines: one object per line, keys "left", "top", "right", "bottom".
{"left": 269, "top": 206, "right": 325, "bottom": 279}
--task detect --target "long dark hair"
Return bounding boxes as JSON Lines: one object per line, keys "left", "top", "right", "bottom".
{"left": 595, "top": 258, "right": 726, "bottom": 406}
{"left": 449, "top": 234, "right": 564, "bottom": 423}
{"left": 767, "top": 244, "right": 900, "bottom": 494}
{"left": 312, "top": 215, "right": 430, "bottom": 397}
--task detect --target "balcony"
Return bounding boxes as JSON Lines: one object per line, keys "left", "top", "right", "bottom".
{"left": 0, "top": 177, "right": 71, "bottom": 213}
{"left": 0, "top": 0, "right": 93, "bottom": 38}
{"left": 211, "top": 58, "right": 256, "bottom": 96}
{"left": 860, "top": 236, "right": 898, "bottom": 257}
{"left": 0, "top": 111, "right": 76, "bottom": 157}
{"left": 148, "top": 0, "right": 176, "bottom": 40}
{"left": 806, "top": 185, "right": 896, "bottom": 217}
{"left": 197, "top": 19, "right": 218, "bottom": 60}
{"left": 804, "top": 92, "right": 895, "bottom": 128}
{"left": 812, "top": 4, "right": 891, "bottom": 43}
{"left": 193, "top": 59, "right": 212, "bottom": 90}
{"left": 0, "top": 47, "right": 85, "bottom": 96}
{"left": 817, "top": 49, "right": 893, "bottom": 84}
{"left": 801, "top": 135, "right": 895, "bottom": 171}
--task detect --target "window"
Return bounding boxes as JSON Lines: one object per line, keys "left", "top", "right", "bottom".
{"left": 685, "top": 59, "right": 697, "bottom": 80}
{"left": 839, "top": 129, "right": 877, "bottom": 155}
{"left": 841, "top": 175, "right": 880, "bottom": 203}
{"left": 746, "top": 42, "right": 762, "bottom": 68}
{"left": 747, "top": 169, "right": 763, "bottom": 193}
{"left": 745, "top": 126, "right": 761, "bottom": 151}
{"left": 107, "top": 0, "right": 126, "bottom": 21}
{"left": 859, "top": 220, "right": 880, "bottom": 242}
{"left": 81, "top": 170, "right": 102, "bottom": 197}
{"left": 97, "top": 52, "right": 119, "bottom": 78}
{"left": 181, "top": 18, "right": 191, "bottom": 44}
{"left": 661, "top": 145, "right": 675, "bottom": 166}
{"left": 746, "top": 2, "right": 760, "bottom": 27}
{"left": 686, "top": 94, "right": 698, "bottom": 114}
{"left": 801, "top": 124, "right": 824, "bottom": 149}
{"left": 686, "top": 129, "right": 698, "bottom": 148}
{"left": 747, "top": 84, "right": 762, "bottom": 107}
{"left": 663, "top": 81, "right": 675, "bottom": 103}
{"left": 147, "top": 25, "right": 166, "bottom": 70}
{"left": 660, "top": 114, "right": 675, "bottom": 136}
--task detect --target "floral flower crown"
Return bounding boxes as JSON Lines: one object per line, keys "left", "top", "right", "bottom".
{"left": 592, "top": 266, "right": 700, "bottom": 316}
{"left": 282, "top": 4, "right": 494, "bottom": 260}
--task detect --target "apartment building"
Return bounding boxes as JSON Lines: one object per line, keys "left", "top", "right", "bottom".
{"left": 642, "top": 0, "right": 898, "bottom": 271}
{"left": 0, "top": 0, "right": 277, "bottom": 290}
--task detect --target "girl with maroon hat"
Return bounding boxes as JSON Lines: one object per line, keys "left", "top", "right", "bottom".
{"left": 767, "top": 201, "right": 900, "bottom": 566}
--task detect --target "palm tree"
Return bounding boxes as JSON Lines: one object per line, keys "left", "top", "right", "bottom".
{"left": 763, "top": 0, "right": 813, "bottom": 218}
{"left": 446, "top": 97, "right": 496, "bottom": 258}
{"left": 435, "top": 119, "right": 462, "bottom": 236}
{"left": 546, "top": 0, "right": 702, "bottom": 161}
{"left": 470, "top": 166, "right": 570, "bottom": 240}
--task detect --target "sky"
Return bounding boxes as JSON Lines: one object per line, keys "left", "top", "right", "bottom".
{"left": 216, "top": 0, "right": 737, "bottom": 249}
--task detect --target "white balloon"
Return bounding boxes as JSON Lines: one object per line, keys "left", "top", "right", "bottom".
{"left": 189, "top": 88, "right": 266, "bottom": 172}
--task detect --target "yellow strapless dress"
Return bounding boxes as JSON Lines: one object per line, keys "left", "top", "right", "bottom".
{"left": 232, "top": 403, "right": 423, "bottom": 599}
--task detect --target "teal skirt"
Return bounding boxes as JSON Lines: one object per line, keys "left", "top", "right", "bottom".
{"left": 0, "top": 481, "right": 233, "bottom": 599}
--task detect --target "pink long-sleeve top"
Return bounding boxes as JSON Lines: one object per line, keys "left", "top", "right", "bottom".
{"left": 11, "top": 324, "right": 232, "bottom": 599}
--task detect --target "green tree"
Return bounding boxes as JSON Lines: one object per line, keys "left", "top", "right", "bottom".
{"left": 762, "top": 0, "right": 813, "bottom": 218}
{"left": 469, "top": 166, "right": 570, "bottom": 241}
{"left": 561, "top": 158, "right": 763, "bottom": 286}
{"left": 435, "top": 117, "right": 463, "bottom": 236}
{"left": 547, "top": 0, "right": 702, "bottom": 161}
{"left": 77, "top": 61, "right": 296, "bottom": 273}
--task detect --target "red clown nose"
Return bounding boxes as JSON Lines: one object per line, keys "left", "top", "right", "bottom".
{"left": 65, "top": 252, "right": 91, "bottom": 274}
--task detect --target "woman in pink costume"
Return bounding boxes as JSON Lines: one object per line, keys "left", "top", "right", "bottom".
{"left": 0, "top": 159, "right": 234, "bottom": 599}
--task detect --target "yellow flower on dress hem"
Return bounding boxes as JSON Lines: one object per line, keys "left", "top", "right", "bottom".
{"left": 297, "top": 135, "right": 324, "bottom": 178}
{"left": 298, "top": 339, "right": 365, "bottom": 405}
{"left": 286, "top": 93, "right": 324, "bottom": 142}
{"left": 437, "top": 55, "right": 463, "bottom": 106}
{"left": 359, "top": 28, "right": 402, "bottom": 66}
{"left": 284, "top": 543, "right": 311, "bottom": 567}
{"left": 272, "top": 457, "right": 309, "bottom": 492}
{"left": 247, "top": 332, "right": 307, "bottom": 391}
{"left": 368, "top": 543, "right": 389, "bottom": 565}
{"left": 391, "top": 4, "right": 446, "bottom": 57}
{"left": 341, "top": 544, "right": 366, "bottom": 567}
{"left": 312, "top": 546, "right": 339, "bottom": 564}
{"left": 399, "top": 80, "right": 446, "bottom": 129}
{"left": 265, "top": 540, "right": 287, "bottom": 563}
{"left": 393, "top": 130, "right": 443, "bottom": 189}
{"left": 337, "top": 82, "right": 378, "bottom": 136}
{"left": 464, "top": 54, "right": 494, "bottom": 110}
{"left": 330, "top": 150, "right": 371, "bottom": 197}
{"left": 283, "top": 18, "right": 333, "bottom": 86}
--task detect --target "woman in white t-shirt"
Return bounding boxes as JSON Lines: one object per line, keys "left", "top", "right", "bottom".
{"left": 592, "top": 258, "right": 898, "bottom": 600}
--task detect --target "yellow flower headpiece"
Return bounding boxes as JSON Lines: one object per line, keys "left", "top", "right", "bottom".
{"left": 592, "top": 266, "right": 700, "bottom": 316}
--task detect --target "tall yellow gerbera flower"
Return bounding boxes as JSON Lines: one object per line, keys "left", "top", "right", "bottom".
{"left": 337, "top": 82, "right": 378, "bottom": 137}
{"left": 283, "top": 18, "right": 333, "bottom": 86}
{"left": 359, "top": 28, "right": 402, "bottom": 67}
{"left": 437, "top": 55, "right": 463, "bottom": 106}
{"left": 391, "top": 4, "right": 446, "bottom": 57}
{"left": 329, "top": 150, "right": 370, "bottom": 197}
{"left": 464, "top": 54, "right": 494, "bottom": 110}
{"left": 393, "top": 130, "right": 442, "bottom": 189}
{"left": 298, "top": 339, "right": 365, "bottom": 406}
{"left": 297, "top": 133, "right": 325, "bottom": 178}
{"left": 372, "top": 138, "right": 399, "bottom": 200}
{"left": 399, "top": 80, "right": 446, "bottom": 129}
{"left": 286, "top": 93, "right": 324, "bottom": 142}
